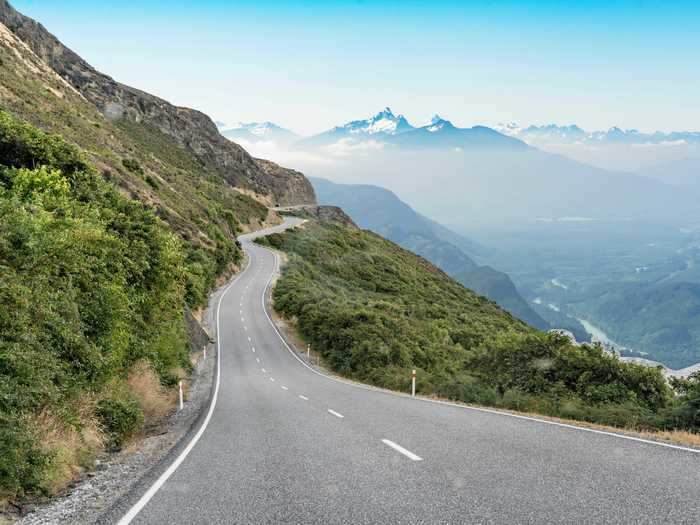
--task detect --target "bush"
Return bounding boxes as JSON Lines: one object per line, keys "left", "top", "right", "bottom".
{"left": 259, "top": 222, "right": 698, "bottom": 434}
{"left": 121, "top": 157, "right": 143, "bottom": 174}
{"left": 0, "top": 416, "right": 50, "bottom": 497}
{"left": 96, "top": 398, "right": 144, "bottom": 447}
{"left": 0, "top": 110, "right": 190, "bottom": 496}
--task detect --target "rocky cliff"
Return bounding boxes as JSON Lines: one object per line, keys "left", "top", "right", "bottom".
{"left": 0, "top": 0, "right": 315, "bottom": 206}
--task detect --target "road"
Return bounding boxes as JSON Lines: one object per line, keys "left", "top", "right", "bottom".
{"left": 119, "top": 217, "right": 700, "bottom": 524}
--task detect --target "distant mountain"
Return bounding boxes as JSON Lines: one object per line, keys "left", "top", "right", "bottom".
{"left": 310, "top": 177, "right": 549, "bottom": 329}
{"left": 295, "top": 108, "right": 526, "bottom": 151}
{"left": 496, "top": 122, "right": 700, "bottom": 146}
{"left": 221, "top": 121, "right": 299, "bottom": 145}
{"left": 386, "top": 116, "right": 528, "bottom": 151}
{"left": 297, "top": 107, "right": 414, "bottom": 148}
{"left": 221, "top": 110, "right": 700, "bottom": 226}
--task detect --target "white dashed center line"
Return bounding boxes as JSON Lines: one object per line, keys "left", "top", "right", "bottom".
{"left": 262, "top": 368, "right": 267, "bottom": 373}
{"left": 281, "top": 386, "right": 288, "bottom": 390}
{"left": 327, "top": 409, "right": 344, "bottom": 419}
{"left": 270, "top": 377, "right": 275, "bottom": 382}
{"left": 256, "top": 358, "right": 260, "bottom": 363}
{"left": 381, "top": 439, "right": 423, "bottom": 461}
{"left": 298, "top": 395, "right": 309, "bottom": 401}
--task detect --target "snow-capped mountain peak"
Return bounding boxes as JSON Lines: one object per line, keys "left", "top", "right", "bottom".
{"left": 425, "top": 115, "right": 453, "bottom": 132}
{"left": 220, "top": 121, "right": 297, "bottom": 144}
{"left": 229, "top": 121, "right": 282, "bottom": 137}
{"left": 337, "top": 107, "right": 414, "bottom": 136}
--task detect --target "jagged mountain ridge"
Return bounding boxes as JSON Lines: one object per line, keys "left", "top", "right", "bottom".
{"left": 495, "top": 122, "right": 700, "bottom": 146}
{"left": 294, "top": 107, "right": 525, "bottom": 150}
{"left": 0, "top": 0, "right": 315, "bottom": 206}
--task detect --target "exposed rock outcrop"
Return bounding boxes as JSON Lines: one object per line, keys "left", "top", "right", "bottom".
{"left": 254, "top": 159, "right": 316, "bottom": 207}
{"left": 276, "top": 205, "right": 358, "bottom": 228}
{"left": 0, "top": 0, "right": 316, "bottom": 206}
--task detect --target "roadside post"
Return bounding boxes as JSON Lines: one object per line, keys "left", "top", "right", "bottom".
{"left": 307, "top": 343, "right": 310, "bottom": 361}
{"left": 179, "top": 380, "right": 184, "bottom": 410}
{"left": 411, "top": 370, "right": 416, "bottom": 397}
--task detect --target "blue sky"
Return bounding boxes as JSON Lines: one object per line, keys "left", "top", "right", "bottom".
{"left": 12, "top": 1, "right": 700, "bottom": 135}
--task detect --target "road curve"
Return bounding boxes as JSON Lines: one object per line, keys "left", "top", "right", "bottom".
{"left": 119, "top": 217, "right": 700, "bottom": 524}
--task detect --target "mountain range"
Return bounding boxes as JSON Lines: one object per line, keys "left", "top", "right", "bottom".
{"left": 495, "top": 122, "right": 700, "bottom": 146}
{"left": 228, "top": 109, "right": 700, "bottom": 227}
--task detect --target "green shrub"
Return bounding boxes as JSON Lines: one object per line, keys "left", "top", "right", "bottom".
{"left": 259, "top": 222, "right": 698, "bottom": 433}
{"left": 0, "top": 416, "right": 50, "bottom": 497}
{"left": 145, "top": 174, "right": 159, "bottom": 188}
{"left": 121, "top": 157, "right": 143, "bottom": 174}
{"left": 0, "top": 110, "right": 192, "bottom": 496}
{"left": 96, "top": 398, "right": 144, "bottom": 447}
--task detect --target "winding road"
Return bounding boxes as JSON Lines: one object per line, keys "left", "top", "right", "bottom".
{"left": 116, "top": 218, "right": 700, "bottom": 524}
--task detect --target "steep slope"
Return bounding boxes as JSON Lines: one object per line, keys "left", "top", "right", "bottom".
{"left": 0, "top": 2, "right": 314, "bottom": 501}
{"left": 258, "top": 222, "right": 687, "bottom": 433}
{"left": 311, "top": 177, "right": 548, "bottom": 329}
{"left": 0, "top": 0, "right": 314, "bottom": 206}
{"left": 455, "top": 265, "right": 550, "bottom": 330}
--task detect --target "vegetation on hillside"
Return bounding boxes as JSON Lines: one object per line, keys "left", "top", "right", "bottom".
{"left": 0, "top": 110, "right": 235, "bottom": 499}
{"left": 0, "top": 39, "right": 269, "bottom": 307}
{"left": 259, "top": 222, "right": 700, "bottom": 433}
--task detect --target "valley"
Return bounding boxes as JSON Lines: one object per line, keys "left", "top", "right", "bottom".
{"left": 467, "top": 221, "right": 700, "bottom": 369}
{"left": 1, "top": 0, "right": 700, "bottom": 522}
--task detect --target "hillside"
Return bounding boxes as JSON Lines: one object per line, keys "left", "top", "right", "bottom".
{"left": 0, "top": 0, "right": 314, "bottom": 206}
{"left": 574, "top": 281, "right": 700, "bottom": 369}
{"left": 0, "top": 0, "right": 315, "bottom": 305}
{"left": 259, "top": 222, "right": 699, "bottom": 432}
{"left": 310, "top": 177, "right": 549, "bottom": 329}
{"left": 0, "top": 0, "right": 316, "bottom": 502}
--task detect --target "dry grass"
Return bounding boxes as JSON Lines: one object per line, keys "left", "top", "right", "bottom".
{"left": 127, "top": 361, "right": 177, "bottom": 423}
{"left": 637, "top": 429, "right": 700, "bottom": 448}
{"left": 31, "top": 404, "right": 103, "bottom": 495}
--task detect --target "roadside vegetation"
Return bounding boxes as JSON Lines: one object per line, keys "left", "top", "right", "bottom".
{"left": 0, "top": 110, "right": 240, "bottom": 501}
{"left": 259, "top": 222, "right": 700, "bottom": 435}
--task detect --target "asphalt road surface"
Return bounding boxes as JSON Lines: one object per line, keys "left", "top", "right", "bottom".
{"left": 119, "top": 217, "right": 700, "bottom": 524}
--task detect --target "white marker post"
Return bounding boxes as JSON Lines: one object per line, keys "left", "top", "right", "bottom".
{"left": 179, "top": 380, "right": 184, "bottom": 410}
{"left": 203, "top": 346, "right": 206, "bottom": 361}
{"left": 411, "top": 370, "right": 416, "bottom": 397}
{"left": 307, "top": 343, "right": 310, "bottom": 361}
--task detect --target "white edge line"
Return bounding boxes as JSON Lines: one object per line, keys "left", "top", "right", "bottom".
{"left": 382, "top": 439, "right": 422, "bottom": 461}
{"left": 257, "top": 236, "right": 700, "bottom": 456}
{"left": 328, "top": 409, "right": 344, "bottom": 419}
{"left": 117, "top": 254, "right": 253, "bottom": 524}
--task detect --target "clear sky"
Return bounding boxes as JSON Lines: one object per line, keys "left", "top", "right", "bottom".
{"left": 11, "top": 0, "right": 700, "bottom": 135}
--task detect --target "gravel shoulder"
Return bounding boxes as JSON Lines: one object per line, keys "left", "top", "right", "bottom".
{"left": 14, "top": 265, "right": 240, "bottom": 525}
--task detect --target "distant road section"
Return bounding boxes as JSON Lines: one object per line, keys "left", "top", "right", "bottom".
{"left": 119, "top": 217, "right": 700, "bottom": 524}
